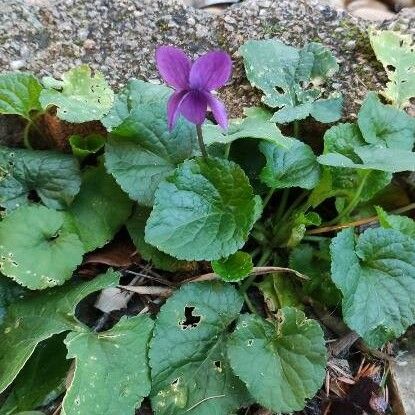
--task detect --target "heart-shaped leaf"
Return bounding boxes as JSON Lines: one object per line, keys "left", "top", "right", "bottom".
{"left": 0, "top": 73, "right": 42, "bottom": 119}
{"left": 0, "top": 205, "right": 84, "bottom": 289}
{"left": 149, "top": 281, "right": 251, "bottom": 415}
{"left": 0, "top": 146, "right": 81, "bottom": 211}
{"left": 145, "top": 157, "right": 261, "bottom": 261}
{"left": 331, "top": 227, "right": 415, "bottom": 347}
{"left": 63, "top": 315, "right": 153, "bottom": 415}
{"left": 227, "top": 308, "right": 327, "bottom": 413}
{"left": 0, "top": 270, "right": 119, "bottom": 393}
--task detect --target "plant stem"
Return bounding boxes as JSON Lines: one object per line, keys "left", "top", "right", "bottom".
{"left": 23, "top": 120, "right": 34, "bottom": 150}
{"left": 274, "top": 188, "right": 289, "bottom": 223}
{"left": 262, "top": 188, "right": 275, "bottom": 209}
{"left": 196, "top": 124, "right": 208, "bottom": 159}
{"left": 293, "top": 120, "right": 300, "bottom": 138}
{"left": 223, "top": 143, "right": 231, "bottom": 159}
{"left": 326, "top": 171, "right": 370, "bottom": 225}
{"left": 239, "top": 248, "right": 272, "bottom": 294}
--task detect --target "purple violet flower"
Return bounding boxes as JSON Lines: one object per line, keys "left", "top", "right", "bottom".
{"left": 156, "top": 46, "right": 232, "bottom": 131}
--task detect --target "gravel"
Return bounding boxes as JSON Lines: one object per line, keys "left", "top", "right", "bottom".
{"left": 0, "top": 0, "right": 414, "bottom": 118}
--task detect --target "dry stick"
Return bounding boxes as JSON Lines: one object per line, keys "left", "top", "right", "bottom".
{"left": 117, "top": 285, "right": 172, "bottom": 297}
{"left": 183, "top": 266, "right": 309, "bottom": 284}
{"left": 306, "top": 202, "right": 415, "bottom": 236}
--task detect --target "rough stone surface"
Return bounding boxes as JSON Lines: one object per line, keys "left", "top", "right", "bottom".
{"left": 0, "top": 0, "right": 414, "bottom": 119}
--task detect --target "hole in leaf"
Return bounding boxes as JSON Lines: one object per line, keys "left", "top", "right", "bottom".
{"left": 274, "top": 86, "right": 285, "bottom": 95}
{"left": 180, "top": 306, "right": 201, "bottom": 329}
{"left": 213, "top": 360, "right": 222, "bottom": 372}
{"left": 47, "top": 232, "right": 60, "bottom": 242}
{"left": 386, "top": 64, "right": 396, "bottom": 72}
{"left": 171, "top": 378, "right": 179, "bottom": 386}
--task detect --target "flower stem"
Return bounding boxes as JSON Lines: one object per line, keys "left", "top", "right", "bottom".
{"left": 196, "top": 124, "right": 208, "bottom": 159}
{"left": 293, "top": 120, "right": 300, "bottom": 138}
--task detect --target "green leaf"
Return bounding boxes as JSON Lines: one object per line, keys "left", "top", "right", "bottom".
{"left": 315, "top": 123, "right": 391, "bottom": 206}
{"left": 330, "top": 227, "right": 415, "bottom": 347}
{"left": 0, "top": 73, "right": 42, "bottom": 119}
{"left": 240, "top": 39, "right": 342, "bottom": 124}
{"left": 257, "top": 274, "right": 303, "bottom": 311}
{"left": 69, "top": 134, "right": 105, "bottom": 160}
{"left": 66, "top": 165, "right": 133, "bottom": 252}
{"left": 0, "top": 146, "right": 82, "bottom": 211}
{"left": 126, "top": 207, "right": 194, "bottom": 272}
{"left": 286, "top": 211, "right": 321, "bottom": 247}
{"left": 259, "top": 139, "right": 320, "bottom": 189}
{"left": 358, "top": 92, "right": 415, "bottom": 150}
{"left": 39, "top": 65, "right": 114, "bottom": 123}
{"left": 0, "top": 276, "right": 26, "bottom": 326}
{"left": 212, "top": 251, "right": 253, "bottom": 282}
{"left": 290, "top": 242, "right": 341, "bottom": 306}
{"left": 105, "top": 102, "right": 198, "bottom": 207}
{"left": 0, "top": 270, "right": 119, "bottom": 393}
{"left": 202, "top": 107, "right": 289, "bottom": 148}
{"left": 149, "top": 281, "right": 251, "bottom": 415}
{"left": 102, "top": 79, "right": 171, "bottom": 131}
{"left": 370, "top": 30, "right": 415, "bottom": 109}
{"left": 145, "top": 157, "right": 261, "bottom": 261}
{"left": 62, "top": 315, "right": 153, "bottom": 415}
{"left": 0, "top": 335, "right": 70, "bottom": 415}
{"left": 227, "top": 308, "right": 327, "bottom": 413}
{"left": 0, "top": 205, "right": 84, "bottom": 289}
{"left": 375, "top": 206, "right": 415, "bottom": 238}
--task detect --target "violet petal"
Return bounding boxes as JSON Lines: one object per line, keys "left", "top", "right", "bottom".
{"left": 167, "top": 90, "right": 187, "bottom": 131}
{"left": 189, "top": 51, "right": 232, "bottom": 90}
{"left": 178, "top": 90, "right": 208, "bottom": 125}
{"left": 205, "top": 93, "right": 228, "bottom": 129}
{"left": 155, "top": 46, "right": 191, "bottom": 90}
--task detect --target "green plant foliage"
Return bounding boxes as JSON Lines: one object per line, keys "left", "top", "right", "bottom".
{"left": 149, "top": 282, "right": 252, "bottom": 415}
{"left": 290, "top": 242, "right": 341, "bottom": 306}
{"left": 0, "top": 205, "right": 84, "bottom": 289}
{"left": 202, "top": 107, "right": 289, "bottom": 147}
{"left": 258, "top": 273, "right": 303, "bottom": 311}
{"left": 63, "top": 315, "right": 153, "bottom": 415}
{"left": 39, "top": 65, "right": 114, "bottom": 123}
{"left": 65, "top": 165, "right": 133, "bottom": 252}
{"left": 69, "top": 134, "right": 106, "bottom": 160}
{"left": 370, "top": 30, "right": 415, "bottom": 109}
{"left": 375, "top": 206, "right": 415, "bottom": 237}
{"left": 0, "top": 335, "right": 70, "bottom": 415}
{"left": 212, "top": 251, "right": 253, "bottom": 282}
{"left": 286, "top": 211, "right": 321, "bottom": 247}
{"left": 0, "top": 276, "right": 26, "bottom": 325}
{"left": 0, "top": 270, "right": 119, "bottom": 393}
{"left": 145, "top": 157, "right": 261, "bottom": 261}
{"left": 330, "top": 227, "right": 415, "bottom": 347}
{"left": 126, "top": 207, "right": 194, "bottom": 272}
{"left": 240, "top": 39, "right": 342, "bottom": 123}
{"left": 102, "top": 79, "right": 171, "bottom": 131}
{"left": 318, "top": 93, "right": 415, "bottom": 173}
{"left": 227, "top": 308, "right": 327, "bottom": 413}
{"left": 259, "top": 139, "right": 321, "bottom": 189}
{"left": 0, "top": 146, "right": 82, "bottom": 211}
{"left": 105, "top": 101, "right": 198, "bottom": 207}
{"left": 0, "top": 73, "right": 42, "bottom": 119}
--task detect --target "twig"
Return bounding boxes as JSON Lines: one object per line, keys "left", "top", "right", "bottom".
{"left": 307, "top": 202, "right": 415, "bottom": 235}
{"left": 184, "top": 266, "right": 308, "bottom": 284}
{"left": 118, "top": 285, "right": 172, "bottom": 297}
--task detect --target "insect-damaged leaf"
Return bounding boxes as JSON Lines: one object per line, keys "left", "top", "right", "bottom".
{"left": 149, "top": 282, "right": 252, "bottom": 415}
{"left": 0, "top": 146, "right": 81, "bottom": 211}
{"left": 240, "top": 39, "right": 342, "bottom": 124}
{"left": 39, "top": 65, "right": 114, "bottom": 123}
{"left": 0, "top": 270, "right": 119, "bottom": 393}
{"left": 227, "top": 308, "right": 327, "bottom": 413}
{"left": 62, "top": 315, "right": 153, "bottom": 415}
{"left": 0, "top": 205, "right": 84, "bottom": 289}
